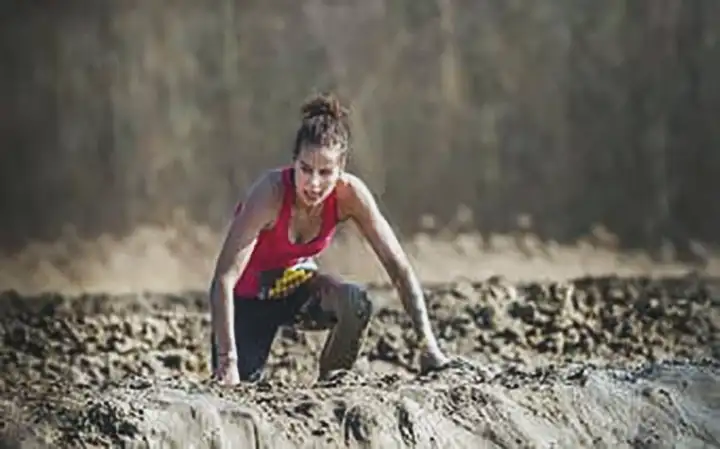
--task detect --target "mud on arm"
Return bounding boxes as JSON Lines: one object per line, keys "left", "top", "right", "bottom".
{"left": 344, "top": 175, "right": 441, "bottom": 351}
{"left": 209, "top": 174, "right": 280, "bottom": 365}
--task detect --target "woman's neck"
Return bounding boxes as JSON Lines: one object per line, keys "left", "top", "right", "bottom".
{"left": 293, "top": 199, "right": 323, "bottom": 216}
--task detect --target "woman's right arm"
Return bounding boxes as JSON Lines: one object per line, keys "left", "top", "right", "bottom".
{"left": 209, "top": 172, "right": 280, "bottom": 381}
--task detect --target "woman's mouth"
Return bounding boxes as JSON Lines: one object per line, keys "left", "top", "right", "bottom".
{"left": 304, "top": 190, "right": 321, "bottom": 202}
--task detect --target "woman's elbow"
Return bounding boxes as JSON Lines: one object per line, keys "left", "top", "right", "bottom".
{"left": 210, "top": 272, "right": 237, "bottom": 299}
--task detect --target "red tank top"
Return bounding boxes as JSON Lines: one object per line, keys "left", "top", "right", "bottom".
{"left": 232, "top": 167, "right": 339, "bottom": 298}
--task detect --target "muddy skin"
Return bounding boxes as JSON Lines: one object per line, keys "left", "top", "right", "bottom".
{"left": 0, "top": 274, "right": 719, "bottom": 448}
{"left": 308, "top": 280, "right": 374, "bottom": 380}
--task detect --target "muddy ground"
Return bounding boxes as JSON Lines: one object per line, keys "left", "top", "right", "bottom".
{"left": 1, "top": 274, "right": 719, "bottom": 448}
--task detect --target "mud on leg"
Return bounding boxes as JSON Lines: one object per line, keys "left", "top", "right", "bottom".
{"left": 312, "top": 280, "right": 373, "bottom": 379}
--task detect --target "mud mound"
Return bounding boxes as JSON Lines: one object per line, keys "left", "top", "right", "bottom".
{"left": 1, "top": 275, "right": 719, "bottom": 448}
{"left": 4, "top": 360, "right": 720, "bottom": 448}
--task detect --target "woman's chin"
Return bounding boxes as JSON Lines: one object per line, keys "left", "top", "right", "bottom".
{"left": 299, "top": 194, "right": 323, "bottom": 207}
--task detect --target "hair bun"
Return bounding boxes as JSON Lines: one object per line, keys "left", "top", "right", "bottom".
{"left": 301, "top": 92, "right": 349, "bottom": 121}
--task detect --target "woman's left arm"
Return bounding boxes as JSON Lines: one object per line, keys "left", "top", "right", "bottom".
{"left": 342, "top": 175, "right": 448, "bottom": 364}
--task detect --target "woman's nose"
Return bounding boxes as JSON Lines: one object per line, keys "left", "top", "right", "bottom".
{"left": 308, "top": 173, "right": 321, "bottom": 187}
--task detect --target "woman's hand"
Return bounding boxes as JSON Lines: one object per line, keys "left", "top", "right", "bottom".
{"left": 213, "top": 355, "right": 241, "bottom": 386}
{"left": 418, "top": 339, "right": 451, "bottom": 374}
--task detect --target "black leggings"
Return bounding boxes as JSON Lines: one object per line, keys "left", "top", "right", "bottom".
{"left": 209, "top": 282, "right": 336, "bottom": 382}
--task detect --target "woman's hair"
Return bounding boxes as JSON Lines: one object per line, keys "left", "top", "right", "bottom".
{"left": 292, "top": 92, "right": 351, "bottom": 158}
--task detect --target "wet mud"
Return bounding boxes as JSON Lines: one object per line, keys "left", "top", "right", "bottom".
{"left": 1, "top": 274, "right": 719, "bottom": 448}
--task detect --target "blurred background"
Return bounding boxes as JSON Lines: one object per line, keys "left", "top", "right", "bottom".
{"left": 1, "top": 0, "right": 719, "bottom": 294}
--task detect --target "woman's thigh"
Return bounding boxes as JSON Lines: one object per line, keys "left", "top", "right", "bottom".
{"left": 285, "top": 273, "right": 373, "bottom": 331}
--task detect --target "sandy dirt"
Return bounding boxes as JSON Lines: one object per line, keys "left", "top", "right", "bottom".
{"left": 1, "top": 263, "right": 719, "bottom": 448}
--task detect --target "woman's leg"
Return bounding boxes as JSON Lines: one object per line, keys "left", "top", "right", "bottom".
{"left": 286, "top": 274, "right": 374, "bottom": 379}
{"left": 210, "top": 272, "right": 374, "bottom": 382}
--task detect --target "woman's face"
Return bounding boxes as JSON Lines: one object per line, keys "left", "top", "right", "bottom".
{"left": 293, "top": 142, "right": 345, "bottom": 208}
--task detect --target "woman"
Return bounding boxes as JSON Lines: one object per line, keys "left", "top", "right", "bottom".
{"left": 209, "top": 92, "right": 451, "bottom": 385}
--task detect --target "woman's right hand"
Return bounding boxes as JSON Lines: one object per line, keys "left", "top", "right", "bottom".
{"left": 213, "top": 355, "right": 241, "bottom": 386}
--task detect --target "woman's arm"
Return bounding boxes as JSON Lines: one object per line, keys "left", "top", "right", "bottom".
{"left": 209, "top": 172, "right": 281, "bottom": 377}
{"left": 341, "top": 174, "right": 448, "bottom": 364}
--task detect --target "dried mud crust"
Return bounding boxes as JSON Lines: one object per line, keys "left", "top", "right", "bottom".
{"left": 1, "top": 275, "right": 719, "bottom": 448}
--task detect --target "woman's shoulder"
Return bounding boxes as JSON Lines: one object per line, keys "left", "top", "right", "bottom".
{"left": 337, "top": 171, "right": 374, "bottom": 198}
{"left": 259, "top": 166, "right": 293, "bottom": 195}
{"left": 263, "top": 167, "right": 289, "bottom": 192}
{"left": 335, "top": 172, "right": 377, "bottom": 220}
{"left": 238, "top": 168, "right": 287, "bottom": 215}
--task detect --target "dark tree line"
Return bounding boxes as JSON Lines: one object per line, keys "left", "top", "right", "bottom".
{"left": 0, "top": 0, "right": 718, "bottom": 256}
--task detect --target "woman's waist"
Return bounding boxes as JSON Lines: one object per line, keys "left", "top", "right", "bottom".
{"left": 234, "top": 257, "right": 318, "bottom": 298}
{"left": 247, "top": 238, "right": 328, "bottom": 269}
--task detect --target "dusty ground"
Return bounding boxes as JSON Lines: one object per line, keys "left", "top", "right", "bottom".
{"left": 1, "top": 268, "right": 719, "bottom": 448}
{"left": 0, "top": 230, "right": 719, "bottom": 448}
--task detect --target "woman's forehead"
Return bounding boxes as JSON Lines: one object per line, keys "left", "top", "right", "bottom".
{"left": 297, "top": 143, "right": 344, "bottom": 167}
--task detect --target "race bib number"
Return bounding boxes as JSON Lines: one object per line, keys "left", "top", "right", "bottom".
{"left": 257, "top": 259, "right": 318, "bottom": 300}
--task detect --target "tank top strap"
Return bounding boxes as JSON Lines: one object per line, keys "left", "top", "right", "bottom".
{"left": 321, "top": 184, "right": 340, "bottom": 229}
{"left": 272, "top": 166, "right": 295, "bottom": 231}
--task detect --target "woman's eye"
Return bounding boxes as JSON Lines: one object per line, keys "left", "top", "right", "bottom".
{"left": 320, "top": 169, "right": 332, "bottom": 177}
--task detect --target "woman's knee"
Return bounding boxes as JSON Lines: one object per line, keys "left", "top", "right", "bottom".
{"left": 334, "top": 282, "right": 374, "bottom": 328}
